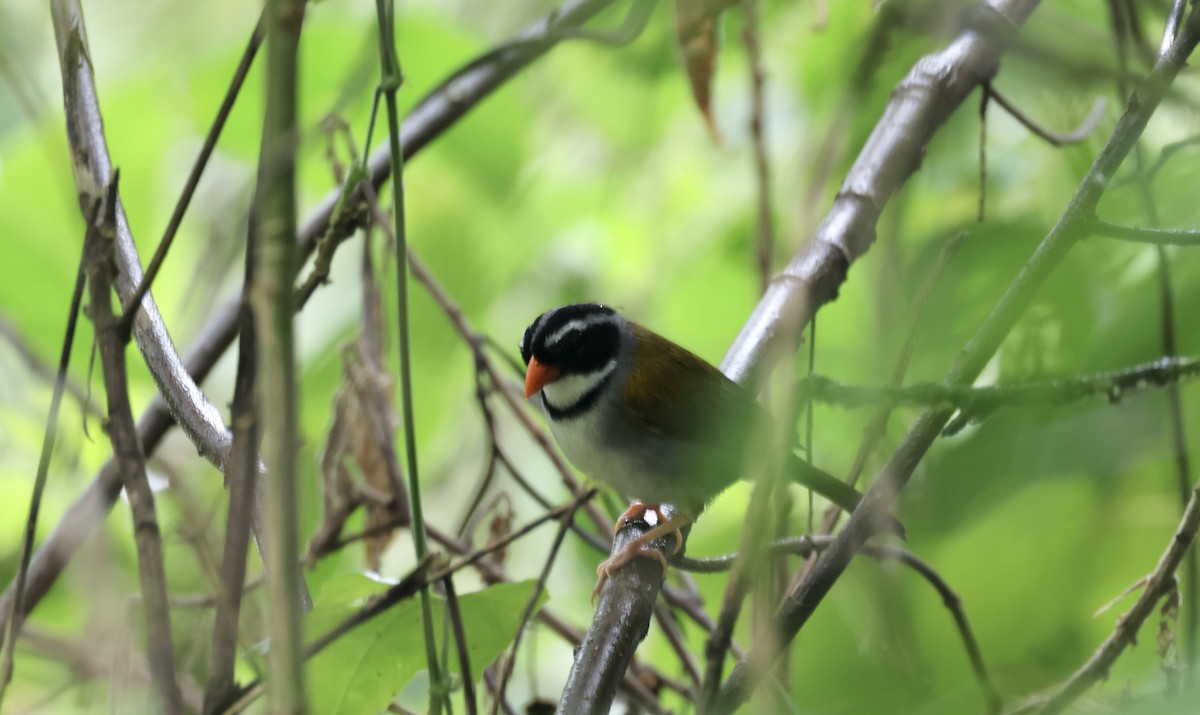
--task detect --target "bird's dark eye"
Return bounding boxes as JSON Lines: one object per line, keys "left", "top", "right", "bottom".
{"left": 555, "top": 329, "right": 583, "bottom": 355}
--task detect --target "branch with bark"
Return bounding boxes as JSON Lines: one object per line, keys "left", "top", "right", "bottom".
{"left": 563, "top": 1, "right": 1042, "bottom": 711}
{"left": 712, "top": 3, "right": 1200, "bottom": 711}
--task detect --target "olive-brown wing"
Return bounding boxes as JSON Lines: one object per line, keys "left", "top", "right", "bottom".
{"left": 620, "top": 323, "right": 764, "bottom": 466}
{"left": 620, "top": 324, "right": 886, "bottom": 524}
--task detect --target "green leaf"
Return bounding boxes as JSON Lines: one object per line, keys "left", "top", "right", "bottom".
{"left": 307, "top": 582, "right": 425, "bottom": 715}
{"left": 305, "top": 572, "right": 386, "bottom": 637}
{"left": 446, "top": 579, "right": 548, "bottom": 685}
{"left": 304, "top": 577, "right": 546, "bottom": 715}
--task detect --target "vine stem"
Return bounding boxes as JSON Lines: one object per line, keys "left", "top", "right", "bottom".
{"left": 373, "top": 0, "right": 445, "bottom": 711}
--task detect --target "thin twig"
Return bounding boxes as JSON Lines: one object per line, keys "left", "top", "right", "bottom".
{"left": 652, "top": 601, "right": 702, "bottom": 688}
{"left": 663, "top": 579, "right": 743, "bottom": 658}
{"left": 683, "top": 536, "right": 1002, "bottom": 713}
{"left": 84, "top": 174, "right": 184, "bottom": 712}
{"left": 18, "top": 627, "right": 204, "bottom": 712}
{"left": 1024, "top": 483, "right": 1200, "bottom": 713}
{"left": 432, "top": 489, "right": 598, "bottom": 581}
{"left": 457, "top": 364, "right": 507, "bottom": 537}
{"left": 979, "top": 84, "right": 989, "bottom": 221}
{"left": 1153, "top": 244, "right": 1195, "bottom": 680}
{"left": 797, "top": 355, "right": 1200, "bottom": 416}
{"left": 1123, "top": 3, "right": 1197, "bottom": 680}
{"left": 699, "top": 407, "right": 796, "bottom": 708}
{"left": 742, "top": 0, "right": 774, "bottom": 293}
{"left": 203, "top": 197, "right": 263, "bottom": 712}
{"left": 357, "top": 182, "right": 613, "bottom": 543}
{"left": 459, "top": 356, "right": 606, "bottom": 557}
{"left": 422, "top": 264, "right": 613, "bottom": 539}
{"left": 1114, "top": 134, "right": 1200, "bottom": 187}
{"left": 370, "top": 2, "right": 445, "bottom": 694}
{"left": 162, "top": 577, "right": 264, "bottom": 609}
{"left": 785, "top": 230, "right": 966, "bottom": 639}
{"left": 480, "top": 668, "right": 519, "bottom": 715}
{"left": 491, "top": 494, "right": 584, "bottom": 714}
{"left": 835, "top": 230, "right": 962, "bottom": 493}
{"left": 117, "top": 13, "right": 266, "bottom": 337}
{"left": 700, "top": 564, "right": 750, "bottom": 707}
{"left": 0, "top": 317, "right": 101, "bottom": 421}
{"left": 1092, "top": 219, "right": 1200, "bottom": 245}
{"left": 442, "top": 576, "right": 478, "bottom": 715}
{"left": 0, "top": 208, "right": 90, "bottom": 708}
{"left": 987, "top": 86, "right": 1107, "bottom": 146}
{"left": 319, "top": 515, "right": 412, "bottom": 558}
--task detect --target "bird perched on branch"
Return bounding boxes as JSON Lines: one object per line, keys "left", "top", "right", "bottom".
{"left": 519, "top": 303, "right": 892, "bottom": 595}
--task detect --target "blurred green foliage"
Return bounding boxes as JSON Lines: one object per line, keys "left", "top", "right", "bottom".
{"left": 303, "top": 576, "right": 545, "bottom": 714}
{"left": 0, "top": 0, "right": 1198, "bottom": 712}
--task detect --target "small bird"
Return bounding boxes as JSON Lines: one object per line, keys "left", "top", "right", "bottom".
{"left": 519, "top": 303, "right": 886, "bottom": 593}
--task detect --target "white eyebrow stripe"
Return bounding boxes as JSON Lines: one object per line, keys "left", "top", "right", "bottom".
{"left": 544, "top": 313, "right": 614, "bottom": 348}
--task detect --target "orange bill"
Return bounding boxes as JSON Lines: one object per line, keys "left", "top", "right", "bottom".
{"left": 524, "top": 356, "right": 562, "bottom": 398}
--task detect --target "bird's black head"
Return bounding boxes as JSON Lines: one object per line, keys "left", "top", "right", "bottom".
{"left": 519, "top": 303, "right": 621, "bottom": 376}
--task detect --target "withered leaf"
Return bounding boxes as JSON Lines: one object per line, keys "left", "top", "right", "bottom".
{"left": 675, "top": 0, "right": 733, "bottom": 143}
{"left": 307, "top": 336, "right": 410, "bottom": 570}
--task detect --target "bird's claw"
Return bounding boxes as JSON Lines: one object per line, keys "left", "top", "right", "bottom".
{"left": 614, "top": 501, "right": 657, "bottom": 531}
{"left": 613, "top": 503, "right": 684, "bottom": 554}
{"left": 591, "top": 544, "right": 670, "bottom": 602}
{"left": 591, "top": 510, "right": 692, "bottom": 602}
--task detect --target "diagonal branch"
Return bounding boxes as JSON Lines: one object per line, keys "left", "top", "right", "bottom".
{"left": 563, "top": 1, "right": 1041, "bottom": 711}
{"left": 711, "top": 4, "right": 1200, "bottom": 711}
{"left": 51, "top": 0, "right": 238, "bottom": 477}
{"left": 44, "top": 0, "right": 310, "bottom": 616}
{"left": 720, "top": 0, "right": 1040, "bottom": 386}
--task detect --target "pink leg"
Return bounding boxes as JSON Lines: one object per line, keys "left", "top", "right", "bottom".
{"left": 614, "top": 501, "right": 656, "bottom": 531}
{"left": 592, "top": 512, "right": 693, "bottom": 600}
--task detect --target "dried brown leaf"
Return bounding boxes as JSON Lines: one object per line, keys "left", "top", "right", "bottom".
{"left": 305, "top": 338, "right": 409, "bottom": 569}
{"left": 674, "top": 0, "right": 731, "bottom": 144}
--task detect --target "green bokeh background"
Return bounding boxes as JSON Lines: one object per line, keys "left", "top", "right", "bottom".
{"left": 1, "top": 0, "right": 1198, "bottom": 712}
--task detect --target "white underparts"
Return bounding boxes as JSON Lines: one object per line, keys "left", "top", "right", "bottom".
{"left": 542, "top": 359, "right": 617, "bottom": 411}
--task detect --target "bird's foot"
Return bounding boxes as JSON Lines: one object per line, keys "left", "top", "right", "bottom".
{"left": 615, "top": 502, "right": 655, "bottom": 530}
{"left": 592, "top": 513, "right": 692, "bottom": 601}
{"left": 613, "top": 504, "right": 685, "bottom": 553}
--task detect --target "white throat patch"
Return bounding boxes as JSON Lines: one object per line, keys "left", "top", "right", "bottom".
{"left": 542, "top": 359, "right": 618, "bottom": 411}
